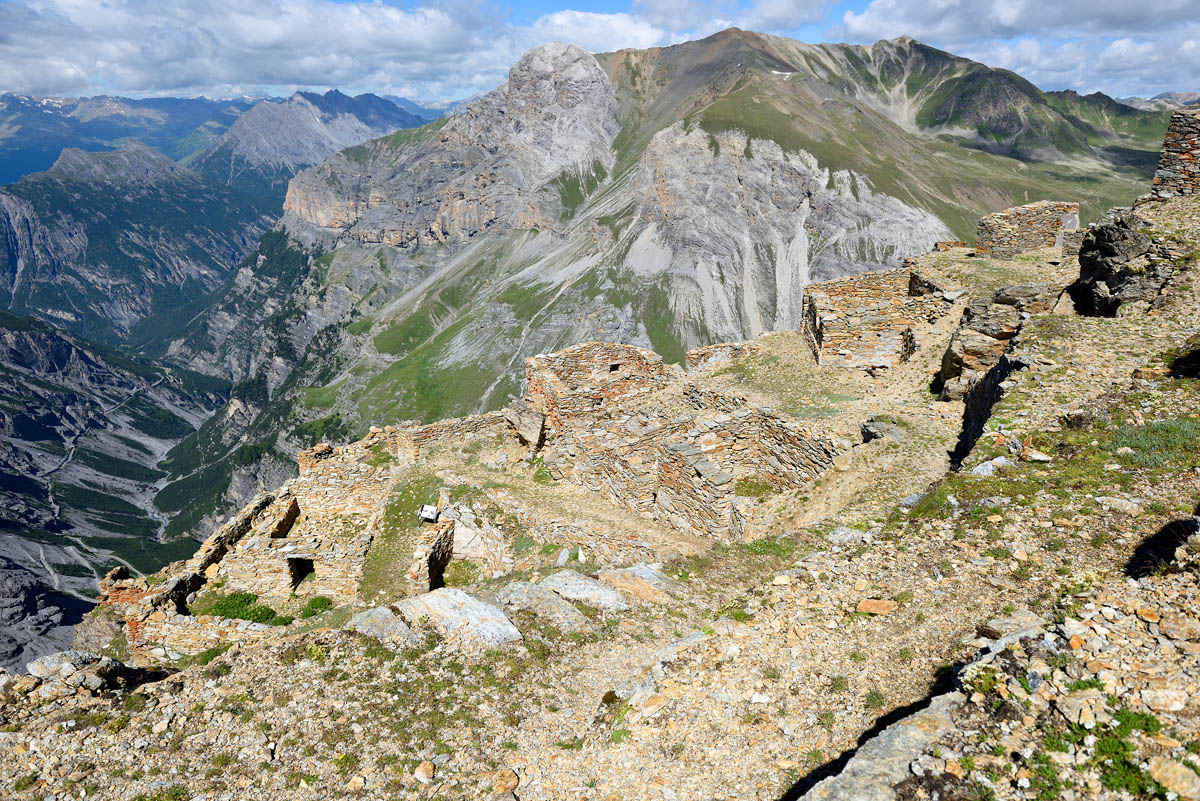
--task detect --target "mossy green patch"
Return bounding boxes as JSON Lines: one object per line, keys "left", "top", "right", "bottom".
{"left": 359, "top": 473, "right": 444, "bottom": 602}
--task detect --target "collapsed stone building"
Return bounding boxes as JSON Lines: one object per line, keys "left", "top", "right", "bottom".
{"left": 799, "top": 267, "right": 956, "bottom": 373}
{"left": 528, "top": 342, "right": 839, "bottom": 542}
{"left": 86, "top": 340, "right": 839, "bottom": 662}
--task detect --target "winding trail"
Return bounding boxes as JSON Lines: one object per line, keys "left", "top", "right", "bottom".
{"left": 40, "top": 375, "right": 167, "bottom": 479}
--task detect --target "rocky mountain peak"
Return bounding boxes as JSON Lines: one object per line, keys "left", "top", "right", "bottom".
{"left": 281, "top": 40, "right": 619, "bottom": 246}
{"left": 47, "top": 141, "right": 189, "bottom": 187}
{"left": 468, "top": 40, "right": 620, "bottom": 182}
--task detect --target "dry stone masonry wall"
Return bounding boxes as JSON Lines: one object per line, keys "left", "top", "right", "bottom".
{"left": 800, "top": 268, "right": 952, "bottom": 372}
{"left": 1151, "top": 109, "right": 1200, "bottom": 200}
{"left": 527, "top": 346, "right": 839, "bottom": 541}
{"left": 975, "top": 201, "right": 1080, "bottom": 260}
{"left": 526, "top": 342, "right": 677, "bottom": 435}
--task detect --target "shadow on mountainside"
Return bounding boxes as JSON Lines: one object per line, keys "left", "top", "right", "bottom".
{"left": 777, "top": 664, "right": 962, "bottom": 800}
{"left": 1125, "top": 504, "right": 1200, "bottom": 579}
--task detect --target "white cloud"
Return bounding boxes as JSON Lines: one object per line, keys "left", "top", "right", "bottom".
{"left": 0, "top": 0, "right": 676, "bottom": 99}
{"left": 0, "top": 0, "right": 1195, "bottom": 99}
{"left": 530, "top": 10, "right": 669, "bottom": 52}
{"left": 737, "top": 0, "right": 828, "bottom": 31}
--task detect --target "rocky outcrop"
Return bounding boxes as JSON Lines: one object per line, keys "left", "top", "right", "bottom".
{"left": 283, "top": 43, "right": 620, "bottom": 248}
{"left": 937, "top": 284, "right": 1057, "bottom": 401}
{"left": 393, "top": 588, "right": 523, "bottom": 651}
{"left": 1069, "top": 213, "right": 1178, "bottom": 316}
{"left": 799, "top": 691, "right": 966, "bottom": 801}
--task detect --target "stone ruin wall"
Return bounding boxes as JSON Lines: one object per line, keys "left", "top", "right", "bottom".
{"left": 801, "top": 268, "right": 949, "bottom": 371}
{"left": 975, "top": 201, "right": 1080, "bottom": 260}
{"left": 98, "top": 426, "right": 417, "bottom": 659}
{"left": 407, "top": 521, "right": 455, "bottom": 593}
{"left": 1151, "top": 109, "right": 1200, "bottom": 200}
{"left": 105, "top": 335, "right": 840, "bottom": 658}
{"left": 212, "top": 458, "right": 393, "bottom": 603}
{"left": 1062, "top": 229, "right": 1086, "bottom": 258}
{"left": 683, "top": 383, "right": 747, "bottom": 413}
{"left": 408, "top": 411, "right": 509, "bottom": 450}
{"left": 556, "top": 393, "right": 838, "bottom": 541}
{"left": 131, "top": 611, "right": 280, "bottom": 661}
{"left": 526, "top": 342, "right": 675, "bottom": 434}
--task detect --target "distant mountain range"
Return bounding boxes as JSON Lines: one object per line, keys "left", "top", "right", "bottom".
{"left": 0, "top": 88, "right": 432, "bottom": 641}
{"left": 0, "top": 93, "right": 255, "bottom": 186}
{"left": 191, "top": 90, "right": 427, "bottom": 204}
{"left": 1118, "top": 91, "right": 1200, "bottom": 111}
{"left": 0, "top": 90, "right": 444, "bottom": 188}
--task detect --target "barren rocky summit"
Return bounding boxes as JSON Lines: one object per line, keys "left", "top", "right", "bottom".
{"left": 2, "top": 112, "right": 1199, "bottom": 801}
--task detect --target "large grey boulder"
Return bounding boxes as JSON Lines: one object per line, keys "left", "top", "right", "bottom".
{"left": 394, "top": 588, "right": 522, "bottom": 649}
{"left": 540, "top": 570, "right": 630, "bottom": 612}
{"left": 494, "top": 581, "right": 590, "bottom": 633}
{"left": 26, "top": 649, "right": 102, "bottom": 679}
{"left": 800, "top": 691, "right": 966, "bottom": 800}
{"left": 937, "top": 284, "right": 1055, "bottom": 401}
{"left": 503, "top": 398, "right": 545, "bottom": 449}
{"left": 347, "top": 607, "right": 419, "bottom": 647}
{"left": 598, "top": 564, "right": 684, "bottom": 604}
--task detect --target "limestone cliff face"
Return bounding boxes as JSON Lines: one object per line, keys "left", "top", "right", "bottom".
{"left": 282, "top": 42, "right": 620, "bottom": 249}
{"left": 628, "top": 124, "right": 950, "bottom": 339}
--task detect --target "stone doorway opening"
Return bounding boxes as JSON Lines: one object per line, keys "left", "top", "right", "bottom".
{"left": 288, "top": 557, "right": 315, "bottom": 590}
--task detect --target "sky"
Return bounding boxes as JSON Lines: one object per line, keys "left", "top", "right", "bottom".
{"left": 0, "top": 0, "right": 1197, "bottom": 102}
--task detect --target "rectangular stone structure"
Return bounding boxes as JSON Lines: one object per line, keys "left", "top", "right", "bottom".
{"left": 526, "top": 341, "right": 674, "bottom": 435}
{"left": 800, "top": 268, "right": 949, "bottom": 373}
{"left": 975, "top": 201, "right": 1080, "bottom": 260}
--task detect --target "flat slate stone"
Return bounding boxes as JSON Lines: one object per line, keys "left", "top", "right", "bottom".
{"left": 347, "top": 607, "right": 419, "bottom": 647}
{"left": 26, "top": 650, "right": 99, "bottom": 679}
{"left": 598, "top": 564, "right": 684, "bottom": 604}
{"left": 494, "top": 581, "right": 590, "bottom": 633}
{"left": 800, "top": 692, "right": 965, "bottom": 801}
{"left": 395, "top": 588, "right": 522, "bottom": 649}
{"left": 539, "top": 570, "right": 630, "bottom": 612}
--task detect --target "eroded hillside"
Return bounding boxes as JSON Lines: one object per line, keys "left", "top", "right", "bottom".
{"left": 3, "top": 103, "right": 1198, "bottom": 797}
